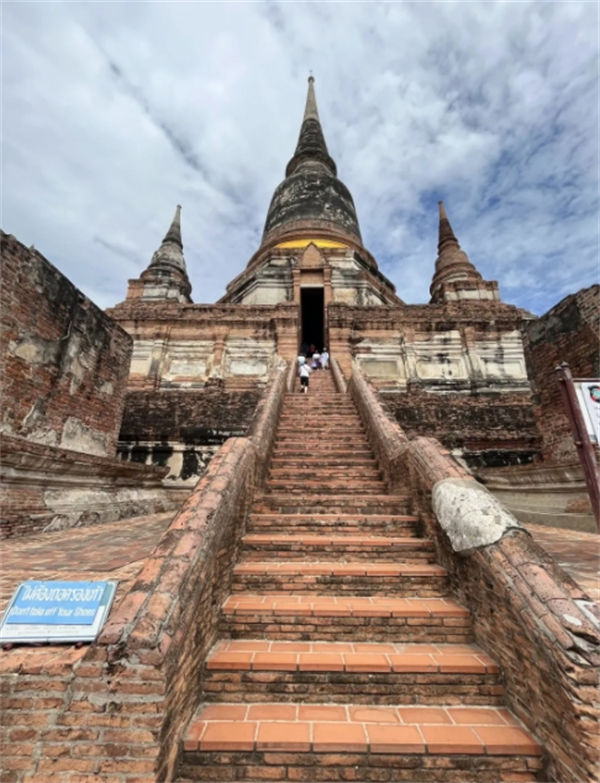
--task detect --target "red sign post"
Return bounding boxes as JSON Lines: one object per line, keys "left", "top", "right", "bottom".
{"left": 555, "top": 362, "right": 600, "bottom": 532}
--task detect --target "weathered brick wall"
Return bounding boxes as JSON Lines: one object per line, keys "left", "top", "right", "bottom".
{"left": 1, "top": 645, "right": 90, "bottom": 783}
{"left": 0, "top": 231, "right": 132, "bottom": 457}
{"left": 349, "top": 367, "right": 600, "bottom": 783}
{"left": 0, "top": 435, "right": 180, "bottom": 539}
{"left": 119, "top": 387, "right": 261, "bottom": 444}
{"left": 381, "top": 389, "right": 541, "bottom": 468}
{"left": 117, "top": 385, "right": 264, "bottom": 484}
{"left": 0, "top": 439, "right": 254, "bottom": 783}
{"left": 408, "top": 441, "right": 599, "bottom": 783}
{"left": 0, "top": 364, "right": 288, "bottom": 783}
{"left": 247, "top": 362, "right": 289, "bottom": 485}
{"left": 523, "top": 285, "right": 600, "bottom": 463}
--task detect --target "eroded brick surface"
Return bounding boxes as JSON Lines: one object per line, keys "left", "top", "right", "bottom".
{"left": 525, "top": 523, "right": 600, "bottom": 602}
{"left": 0, "top": 436, "right": 177, "bottom": 539}
{"left": 522, "top": 285, "right": 599, "bottom": 463}
{"left": 0, "top": 231, "right": 132, "bottom": 457}
{"left": 0, "top": 512, "right": 175, "bottom": 614}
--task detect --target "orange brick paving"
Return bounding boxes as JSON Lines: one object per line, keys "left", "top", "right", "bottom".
{"left": 222, "top": 594, "right": 469, "bottom": 618}
{"left": 185, "top": 703, "right": 540, "bottom": 756}
{"left": 233, "top": 561, "right": 446, "bottom": 576}
{"left": 0, "top": 511, "right": 175, "bottom": 616}
{"left": 525, "top": 523, "right": 600, "bottom": 602}
{"left": 207, "top": 639, "right": 500, "bottom": 673}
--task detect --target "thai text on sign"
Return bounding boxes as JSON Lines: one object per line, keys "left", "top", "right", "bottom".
{"left": 0, "top": 580, "right": 117, "bottom": 644}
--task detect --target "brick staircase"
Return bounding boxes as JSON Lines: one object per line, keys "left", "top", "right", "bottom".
{"left": 178, "top": 371, "right": 543, "bottom": 782}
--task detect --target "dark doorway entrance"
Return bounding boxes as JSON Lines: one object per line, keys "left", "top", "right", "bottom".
{"left": 300, "top": 288, "right": 324, "bottom": 352}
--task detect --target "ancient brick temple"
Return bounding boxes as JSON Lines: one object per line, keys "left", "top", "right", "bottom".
{"left": 1, "top": 78, "right": 598, "bottom": 783}
{"left": 107, "top": 76, "right": 541, "bottom": 485}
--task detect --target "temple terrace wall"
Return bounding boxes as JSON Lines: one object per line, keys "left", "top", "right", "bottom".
{"left": 117, "top": 385, "right": 263, "bottom": 483}
{"left": 1, "top": 231, "right": 132, "bottom": 458}
{"left": 522, "top": 284, "right": 599, "bottom": 464}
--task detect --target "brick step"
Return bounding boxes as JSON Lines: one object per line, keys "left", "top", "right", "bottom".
{"left": 266, "top": 476, "right": 383, "bottom": 485}
{"left": 220, "top": 595, "right": 473, "bottom": 643}
{"left": 273, "top": 438, "right": 369, "bottom": 446}
{"left": 273, "top": 433, "right": 368, "bottom": 442}
{"left": 270, "top": 457, "right": 383, "bottom": 477}
{"left": 267, "top": 468, "right": 380, "bottom": 478}
{"left": 247, "top": 513, "right": 419, "bottom": 535}
{"left": 203, "top": 640, "right": 504, "bottom": 705}
{"left": 278, "top": 415, "right": 363, "bottom": 423}
{"left": 241, "top": 535, "right": 433, "bottom": 562}
{"left": 279, "top": 413, "right": 359, "bottom": 422}
{"left": 276, "top": 429, "right": 366, "bottom": 438}
{"left": 273, "top": 446, "right": 373, "bottom": 456}
{"left": 271, "top": 448, "right": 374, "bottom": 459}
{"left": 283, "top": 394, "right": 351, "bottom": 401}
{"left": 265, "top": 481, "right": 388, "bottom": 495}
{"left": 282, "top": 409, "right": 357, "bottom": 415}
{"left": 180, "top": 704, "right": 541, "bottom": 783}
{"left": 252, "top": 494, "right": 410, "bottom": 515}
{"left": 285, "top": 391, "right": 344, "bottom": 397}
{"left": 275, "top": 434, "right": 369, "bottom": 444}
{"left": 285, "top": 396, "right": 354, "bottom": 402}
{"left": 270, "top": 456, "right": 378, "bottom": 468}
{"left": 269, "top": 467, "right": 383, "bottom": 480}
{"left": 272, "top": 445, "right": 374, "bottom": 455}
{"left": 291, "top": 393, "right": 343, "bottom": 398}
{"left": 231, "top": 562, "right": 448, "bottom": 596}
{"left": 282, "top": 407, "right": 357, "bottom": 415}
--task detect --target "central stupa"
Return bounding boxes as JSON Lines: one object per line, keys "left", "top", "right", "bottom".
{"left": 261, "top": 76, "right": 363, "bottom": 247}
{"left": 221, "top": 77, "right": 399, "bottom": 310}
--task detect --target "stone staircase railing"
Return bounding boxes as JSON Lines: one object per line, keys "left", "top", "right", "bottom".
{"left": 335, "top": 358, "right": 600, "bottom": 783}
{"left": 0, "top": 361, "right": 291, "bottom": 783}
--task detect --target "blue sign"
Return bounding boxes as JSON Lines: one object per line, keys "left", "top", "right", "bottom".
{"left": 5, "top": 581, "right": 107, "bottom": 626}
{"left": 0, "top": 581, "right": 117, "bottom": 644}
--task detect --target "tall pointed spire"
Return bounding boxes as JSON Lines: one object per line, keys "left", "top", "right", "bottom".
{"left": 258, "top": 77, "right": 362, "bottom": 249}
{"left": 303, "top": 75, "right": 320, "bottom": 122}
{"left": 150, "top": 205, "right": 186, "bottom": 273}
{"left": 126, "top": 205, "right": 192, "bottom": 303}
{"left": 438, "top": 201, "right": 459, "bottom": 251}
{"left": 285, "top": 76, "right": 337, "bottom": 178}
{"left": 162, "top": 204, "right": 183, "bottom": 248}
{"left": 430, "top": 201, "right": 499, "bottom": 304}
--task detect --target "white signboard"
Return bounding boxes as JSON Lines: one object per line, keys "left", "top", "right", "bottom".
{"left": 0, "top": 581, "right": 117, "bottom": 644}
{"left": 575, "top": 381, "right": 600, "bottom": 445}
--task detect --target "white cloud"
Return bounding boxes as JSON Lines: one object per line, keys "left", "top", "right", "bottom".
{"left": 2, "top": 0, "right": 598, "bottom": 315}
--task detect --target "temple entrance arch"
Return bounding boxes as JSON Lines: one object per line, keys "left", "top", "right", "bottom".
{"left": 300, "top": 287, "right": 324, "bottom": 352}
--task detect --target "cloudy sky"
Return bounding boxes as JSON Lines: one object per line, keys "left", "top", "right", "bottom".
{"left": 3, "top": 0, "right": 598, "bottom": 315}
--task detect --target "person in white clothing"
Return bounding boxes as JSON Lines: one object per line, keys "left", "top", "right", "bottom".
{"left": 320, "top": 348, "right": 329, "bottom": 369}
{"left": 299, "top": 361, "right": 311, "bottom": 393}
